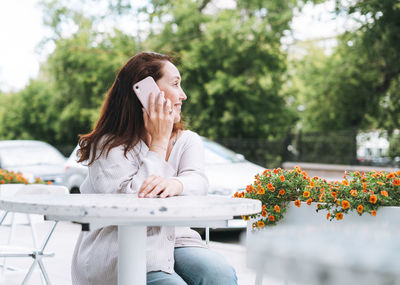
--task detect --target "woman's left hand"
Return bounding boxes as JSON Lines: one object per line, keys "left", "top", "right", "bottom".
{"left": 138, "top": 175, "right": 183, "bottom": 198}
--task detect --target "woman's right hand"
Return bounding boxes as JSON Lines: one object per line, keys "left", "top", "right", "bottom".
{"left": 143, "top": 91, "right": 175, "bottom": 152}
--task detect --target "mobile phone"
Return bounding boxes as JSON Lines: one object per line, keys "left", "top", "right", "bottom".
{"left": 133, "top": 76, "right": 161, "bottom": 114}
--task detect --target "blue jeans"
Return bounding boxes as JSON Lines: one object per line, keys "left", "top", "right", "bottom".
{"left": 147, "top": 247, "right": 237, "bottom": 285}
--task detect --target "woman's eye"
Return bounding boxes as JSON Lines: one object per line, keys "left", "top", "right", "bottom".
{"left": 173, "top": 82, "right": 179, "bottom": 86}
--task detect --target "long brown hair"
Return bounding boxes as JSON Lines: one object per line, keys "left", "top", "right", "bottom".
{"left": 78, "top": 52, "right": 183, "bottom": 165}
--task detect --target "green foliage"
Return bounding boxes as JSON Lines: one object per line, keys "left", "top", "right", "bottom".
{"left": 291, "top": 0, "right": 400, "bottom": 133}
{"left": 0, "top": 81, "right": 58, "bottom": 143}
{"left": 147, "top": 0, "right": 298, "bottom": 139}
{"left": 44, "top": 28, "right": 137, "bottom": 144}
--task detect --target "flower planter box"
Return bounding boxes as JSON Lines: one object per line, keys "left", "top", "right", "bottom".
{"left": 248, "top": 202, "right": 400, "bottom": 232}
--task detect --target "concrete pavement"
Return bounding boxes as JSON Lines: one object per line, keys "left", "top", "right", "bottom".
{"left": 0, "top": 216, "right": 285, "bottom": 285}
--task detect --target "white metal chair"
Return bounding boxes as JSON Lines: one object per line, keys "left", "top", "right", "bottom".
{"left": 0, "top": 184, "right": 68, "bottom": 285}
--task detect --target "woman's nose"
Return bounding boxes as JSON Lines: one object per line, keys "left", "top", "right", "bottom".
{"left": 180, "top": 89, "right": 187, "bottom": 101}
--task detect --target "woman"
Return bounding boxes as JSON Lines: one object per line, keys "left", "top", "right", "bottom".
{"left": 71, "top": 52, "right": 237, "bottom": 285}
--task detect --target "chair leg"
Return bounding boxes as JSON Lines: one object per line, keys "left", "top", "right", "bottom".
{"left": 27, "top": 214, "right": 39, "bottom": 248}
{"left": 37, "top": 259, "right": 51, "bottom": 285}
{"left": 21, "top": 260, "right": 37, "bottom": 285}
{"left": 0, "top": 211, "right": 8, "bottom": 225}
{"left": 1, "top": 213, "right": 15, "bottom": 277}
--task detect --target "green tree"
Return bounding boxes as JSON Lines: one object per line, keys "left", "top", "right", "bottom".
{"left": 292, "top": 0, "right": 400, "bottom": 132}
{"left": 0, "top": 80, "right": 58, "bottom": 142}
{"left": 146, "top": 0, "right": 299, "bottom": 138}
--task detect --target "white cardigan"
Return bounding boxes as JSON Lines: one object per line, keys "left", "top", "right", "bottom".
{"left": 71, "top": 130, "right": 209, "bottom": 285}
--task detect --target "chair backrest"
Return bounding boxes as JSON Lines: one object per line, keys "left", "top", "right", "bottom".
{"left": 0, "top": 184, "right": 68, "bottom": 197}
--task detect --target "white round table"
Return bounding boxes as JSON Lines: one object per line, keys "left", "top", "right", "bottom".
{"left": 0, "top": 193, "right": 261, "bottom": 285}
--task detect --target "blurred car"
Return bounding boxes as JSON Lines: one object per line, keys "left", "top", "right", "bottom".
{"left": 63, "top": 138, "right": 265, "bottom": 228}
{"left": 0, "top": 140, "right": 66, "bottom": 185}
{"left": 63, "top": 145, "right": 87, "bottom": 194}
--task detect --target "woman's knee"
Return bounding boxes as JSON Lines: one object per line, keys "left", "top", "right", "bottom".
{"left": 147, "top": 271, "right": 187, "bottom": 285}
{"left": 197, "top": 261, "right": 237, "bottom": 285}
{"left": 174, "top": 247, "right": 237, "bottom": 285}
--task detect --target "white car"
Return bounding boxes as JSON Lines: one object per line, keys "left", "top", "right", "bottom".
{"left": 0, "top": 140, "right": 66, "bottom": 185}
{"left": 63, "top": 145, "right": 87, "bottom": 194}
{"left": 63, "top": 138, "right": 264, "bottom": 227}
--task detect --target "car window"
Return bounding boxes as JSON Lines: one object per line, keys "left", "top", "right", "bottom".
{"left": 0, "top": 145, "right": 65, "bottom": 168}
{"left": 202, "top": 139, "right": 245, "bottom": 164}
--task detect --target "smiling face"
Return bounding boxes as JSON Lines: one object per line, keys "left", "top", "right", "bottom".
{"left": 156, "top": 61, "right": 187, "bottom": 123}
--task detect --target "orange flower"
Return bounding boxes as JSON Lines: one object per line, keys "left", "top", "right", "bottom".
{"left": 306, "top": 198, "right": 312, "bottom": 205}
{"left": 362, "top": 182, "right": 367, "bottom": 189}
{"left": 309, "top": 181, "right": 315, "bottom": 188}
{"left": 0, "top": 180, "right": 4, "bottom": 184}
{"left": 295, "top": 166, "right": 301, "bottom": 173}
{"left": 342, "top": 180, "right": 349, "bottom": 186}
{"left": 397, "top": 171, "right": 400, "bottom": 176}
{"left": 357, "top": 204, "right": 364, "bottom": 213}
{"left": 268, "top": 215, "right": 275, "bottom": 222}
{"left": 261, "top": 210, "right": 268, "bottom": 217}
{"left": 393, "top": 180, "right": 400, "bottom": 186}
{"left": 350, "top": 189, "right": 357, "bottom": 197}
{"left": 238, "top": 192, "right": 244, "bottom": 198}
{"left": 377, "top": 181, "right": 385, "bottom": 186}
{"left": 262, "top": 204, "right": 266, "bottom": 210}
{"left": 303, "top": 191, "right": 310, "bottom": 198}
{"left": 369, "top": 194, "right": 377, "bottom": 204}
{"left": 233, "top": 192, "right": 239, "bottom": 197}
{"left": 257, "top": 221, "right": 265, "bottom": 228}
{"left": 354, "top": 171, "right": 360, "bottom": 176}
{"left": 279, "top": 189, "right": 285, "bottom": 196}
{"left": 246, "top": 185, "right": 254, "bottom": 193}
{"left": 274, "top": 205, "right": 280, "bottom": 213}
{"left": 313, "top": 176, "right": 319, "bottom": 180}
{"left": 371, "top": 210, "right": 376, "bottom": 217}
{"left": 331, "top": 191, "right": 337, "bottom": 198}
{"left": 336, "top": 213, "right": 343, "bottom": 220}
{"left": 387, "top": 172, "right": 395, "bottom": 179}
{"left": 326, "top": 212, "right": 331, "bottom": 220}
{"left": 257, "top": 187, "right": 265, "bottom": 195}
{"left": 267, "top": 183, "right": 275, "bottom": 192}
{"left": 280, "top": 175, "right": 285, "bottom": 182}
{"left": 262, "top": 169, "right": 270, "bottom": 175}
{"left": 380, "top": 191, "right": 388, "bottom": 197}
{"left": 341, "top": 200, "right": 350, "bottom": 210}
{"left": 294, "top": 200, "right": 301, "bottom": 207}
{"left": 241, "top": 215, "right": 250, "bottom": 221}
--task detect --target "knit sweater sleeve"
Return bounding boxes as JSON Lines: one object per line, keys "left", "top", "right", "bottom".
{"left": 171, "top": 132, "right": 209, "bottom": 196}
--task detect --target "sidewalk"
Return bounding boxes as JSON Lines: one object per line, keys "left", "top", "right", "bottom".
{"left": 0, "top": 217, "right": 285, "bottom": 285}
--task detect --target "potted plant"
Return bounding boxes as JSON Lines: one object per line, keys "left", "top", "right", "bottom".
{"left": 234, "top": 166, "right": 400, "bottom": 229}
{"left": 0, "top": 168, "right": 49, "bottom": 196}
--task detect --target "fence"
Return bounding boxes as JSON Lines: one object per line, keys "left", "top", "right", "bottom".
{"left": 217, "top": 129, "right": 398, "bottom": 168}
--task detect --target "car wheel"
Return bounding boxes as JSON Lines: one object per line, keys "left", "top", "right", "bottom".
{"left": 70, "top": 187, "right": 81, "bottom": 194}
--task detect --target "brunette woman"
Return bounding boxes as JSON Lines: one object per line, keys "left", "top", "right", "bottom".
{"left": 71, "top": 52, "right": 237, "bottom": 285}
